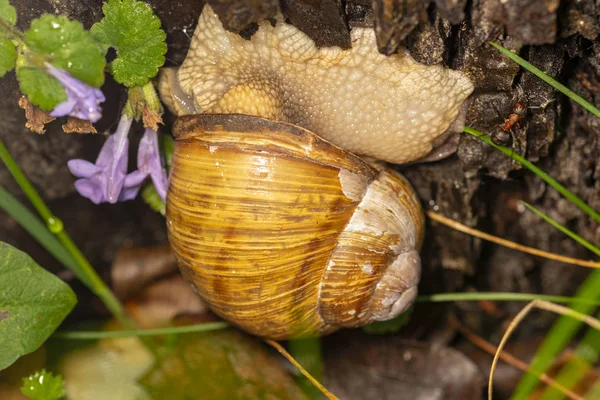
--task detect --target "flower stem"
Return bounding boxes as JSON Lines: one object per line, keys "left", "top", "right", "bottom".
{"left": 0, "top": 137, "right": 134, "bottom": 330}
{"left": 0, "top": 16, "right": 25, "bottom": 43}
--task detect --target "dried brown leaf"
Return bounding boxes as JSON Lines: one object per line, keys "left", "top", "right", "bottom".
{"left": 142, "top": 107, "right": 163, "bottom": 131}
{"left": 18, "top": 96, "right": 55, "bottom": 134}
{"left": 62, "top": 117, "right": 97, "bottom": 134}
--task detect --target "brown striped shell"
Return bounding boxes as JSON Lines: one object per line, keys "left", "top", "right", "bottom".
{"left": 166, "top": 114, "right": 425, "bottom": 340}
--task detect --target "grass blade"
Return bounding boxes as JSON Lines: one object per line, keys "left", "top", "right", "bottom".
{"left": 507, "top": 200, "right": 600, "bottom": 399}
{"left": 0, "top": 186, "right": 79, "bottom": 275}
{"left": 519, "top": 202, "right": 600, "bottom": 400}
{"left": 289, "top": 337, "right": 325, "bottom": 400}
{"left": 53, "top": 322, "right": 229, "bottom": 339}
{"left": 417, "top": 292, "right": 600, "bottom": 307}
{"left": 464, "top": 127, "right": 600, "bottom": 224}
{"left": 491, "top": 300, "right": 600, "bottom": 400}
{"left": 522, "top": 202, "right": 600, "bottom": 257}
{"left": 489, "top": 42, "right": 600, "bottom": 119}
{"left": 510, "top": 271, "right": 600, "bottom": 399}
{"left": 427, "top": 210, "right": 600, "bottom": 268}
{"left": 539, "top": 327, "right": 600, "bottom": 400}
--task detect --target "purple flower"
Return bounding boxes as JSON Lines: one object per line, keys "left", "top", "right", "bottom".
{"left": 68, "top": 115, "right": 136, "bottom": 204}
{"left": 46, "top": 63, "right": 105, "bottom": 123}
{"left": 68, "top": 117, "right": 169, "bottom": 204}
{"left": 125, "top": 128, "right": 169, "bottom": 201}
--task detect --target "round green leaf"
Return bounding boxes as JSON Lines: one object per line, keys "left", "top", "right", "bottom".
{"left": 90, "top": 0, "right": 166, "bottom": 87}
{"left": 24, "top": 15, "right": 106, "bottom": 87}
{"left": 0, "top": 242, "right": 77, "bottom": 371}
{"left": 0, "top": 35, "right": 16, "bottom": 77}
{"left": 0, "top": 0, "right": 17, "bottom": 25}
{"left": 16, "top": 67, "right": 67, "bottom": 111}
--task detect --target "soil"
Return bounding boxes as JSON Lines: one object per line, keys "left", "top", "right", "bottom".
{"left": 1, "top": 1, "right": 599, "bottom": 398}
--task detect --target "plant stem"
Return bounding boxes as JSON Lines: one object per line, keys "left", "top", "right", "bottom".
{"left": 464, "top": 127, "right": 600, "bottom": 224}
{"left": 0, "top": 16, "right": 25, "bottom": 43}
{"left": 0, "top": 137, "right": 134, "bottom": 330}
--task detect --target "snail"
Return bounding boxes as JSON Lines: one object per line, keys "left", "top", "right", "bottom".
{"left": 160, "top": 6, "right": 474, "bottom": 339}
{"left": 167, "top": 114, "right": 424, "bottom": 339}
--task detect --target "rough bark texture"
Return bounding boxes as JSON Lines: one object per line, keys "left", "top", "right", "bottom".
{"left": 1, "top": 0, "right": 599, "bottom": 391}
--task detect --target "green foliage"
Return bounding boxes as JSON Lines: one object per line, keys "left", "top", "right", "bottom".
{"left": 0, "top": 242, "right": 77, "bottom": 370}
{"left": 24, "top": 15, "right": 106, "bottom": 87}
{"left": 288, "top": 337, "right": 323, "bottom": 400}
{"left": 0, "top": 35, "right": 15, "bottom": 76}
{"left": 91, "top": 0, "right": 167, "bottom": 87}
{"left": 0, "top": 186, "right": 79, "bottom": 275}
{"left": 363, "top": 308, "right": 412, "bottom": 334}
{"left": 0, "top": 0, "right": 16, "bottom": 25}
{"left": 464, "top": 127, "right": 600, "bottom": 224}
{"left": 16, "top": 67, "right": 66, "bottom": 111}
{"left": 487, "top": 41, "right": 600, "bottom": 400}
{"left": 161, "top": 133, "right": 174, "bottom": 169}
{"left": 141, "top": 183, "right": 165, "bottom": 215}
{"left": 0, "top": 0, "right": 17, "bottom": 77}
{"left": 21, "top": 369, "right": 66, "bottom": 400}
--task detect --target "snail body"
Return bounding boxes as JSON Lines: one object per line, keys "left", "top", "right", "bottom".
{"left": 167, "top": 114, "right": 424, "bottom": 340}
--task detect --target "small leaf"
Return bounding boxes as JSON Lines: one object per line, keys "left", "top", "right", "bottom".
{"left": 362, "top": 307, "right": 412, "bottom": 334}
{"left": 141, "top": 182, "right": 165, "bottom": 216}
{"left": 90, "top": 0, "right": 166, "bottom": 87}
{"left": 0, "top": 0, "right": 17, "bottom": 25}
{"left": 21, "top": 369, "right": 66, "bottom": 400}
{"left": 24, "top": 15, "right": 106, "bottom": 87}
{"left": 0, "top": 242, "right": 77, "bottom": 370}
{"left": 16, "top": 67, "right": 67, "bottom": 111}
{"left": 0, "top": 35, "right": 16, "bottom": 76}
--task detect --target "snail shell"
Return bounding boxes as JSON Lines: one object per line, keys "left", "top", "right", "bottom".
{"left": 167, "top": 114, "right": 424, "bottom": 340}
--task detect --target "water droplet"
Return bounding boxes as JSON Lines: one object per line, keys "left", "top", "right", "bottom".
{"left": 47, "top": 216, "right": 64, "bottom": 233}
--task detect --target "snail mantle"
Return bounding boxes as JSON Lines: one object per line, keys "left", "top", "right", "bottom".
{"left": 166, "top": 114, "right": 425, "bottom": 340}
{"left": 159, "top": 5, "right": 474, "bottom": 165}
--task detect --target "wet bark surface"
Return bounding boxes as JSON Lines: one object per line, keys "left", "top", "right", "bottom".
{"left": 1, "top": 0, "right": 599, "bottom": 397}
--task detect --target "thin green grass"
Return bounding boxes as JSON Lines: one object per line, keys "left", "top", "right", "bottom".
{"left": 0, "top": 186, "right": 80, "bottom": 276}
{"left": 510, "top": 205, "right": 600, "bottom": 400}
{"left": 539, "top": 327, "right": 600, "bottom": 400}
{"left": 289, "top": 337, "right": 324, "bottom": 400}
{"left": 417, "top": 292, "right": 600, "bottom": 307}
{"left": 53, "top": 322, "right": 230, "bottom": 339}
{"left": 0, "top": 137, "right": 136, "bottom": 333}
{"left": 522, "top": 202, "right": 600, "bottom": 257}
{"left": 490, "top": 42, "right": 600, "bottom": 119}
{"left": 476, "top": 41, "right": 600, "bottom": 400}
{"left": 48, "top": 292, "right": 600, "bottom": 341}
{"left": 464, "top": 127, "right": 600, "bottom": 225}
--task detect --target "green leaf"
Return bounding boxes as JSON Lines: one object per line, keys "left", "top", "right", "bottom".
{"left": 21, "top": 369, "right": 66, "bottom": 400}
{"left": 0, "top": 35, "right": 16, "bottom": 76}
{"left": 24, "top": 14, "right": 106, "bottom": 87}
{"left": 91, "top": 0, "right": 166, "bottom": 87}
{"left": 362, "top": 307, "right": 412, "bottom": 334}
{"left": 0, "top": 242, "right": 77, "bottom": 370}
{"left": 0, "top": 0, "right": 17, "bottom": 77}
{"left": 141, "top": 183, "right": 165, "bottom": 216}
{"left": 16, "top": 67, "right": 67, "bottom": 111}
{"left": 0, "top": 0, "right": 17, "bottom": 25}
{"left": 0, "top": 186, "right": 79, "bottom": 277}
